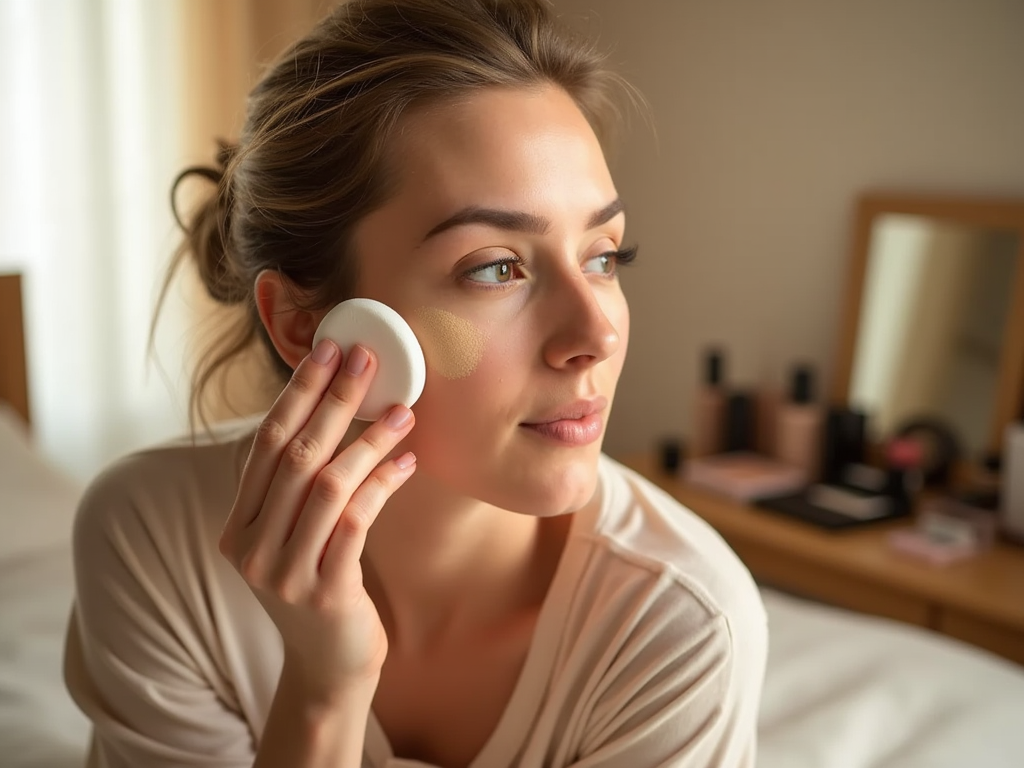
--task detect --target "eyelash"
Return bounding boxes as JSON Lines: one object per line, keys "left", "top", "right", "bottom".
{"left": 611, "top": 244, "right": 639, "bottom": 266}
{"left": 463, "top": 245, "right": 639, "bottom": 285}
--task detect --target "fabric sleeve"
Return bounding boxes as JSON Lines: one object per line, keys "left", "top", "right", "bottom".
{"left": 570, "top": 585, "right": 768, "bottom": 768}
{"left": 63, "top": 458, "right": 257, "bottom": 768}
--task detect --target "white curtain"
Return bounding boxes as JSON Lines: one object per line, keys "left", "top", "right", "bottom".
{"left": 0, "top": 0, "right": 191, "bottom": 482}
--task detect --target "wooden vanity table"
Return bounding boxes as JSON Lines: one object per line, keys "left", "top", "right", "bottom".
{"left": 619, "top": 452, "right": 1024, "bottom": 666}
{"left": 640, "top": 192, "right": 1024, "bottom": 666}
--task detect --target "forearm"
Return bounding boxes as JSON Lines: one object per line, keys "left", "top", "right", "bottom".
{"left": 254, "top": 663, "right": 378, "bottom": 768}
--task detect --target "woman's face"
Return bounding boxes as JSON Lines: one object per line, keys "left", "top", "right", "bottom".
{"left": 350, "top": 85, "right": 630, "bottom": 516}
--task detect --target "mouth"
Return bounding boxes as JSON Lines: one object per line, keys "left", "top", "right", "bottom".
{"left": 520, "top": 396, "right": 608, "bottom": 447}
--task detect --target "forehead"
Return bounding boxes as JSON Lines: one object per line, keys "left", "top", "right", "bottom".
{"left": 384, "top": 85, "right": 616, "bottom": 214}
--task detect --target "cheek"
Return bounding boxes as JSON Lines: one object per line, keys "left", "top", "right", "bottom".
{"left": 410, "top": 296, "right": 535, "bottom": 388}
{"left": 405, "top": 290, "right": 629, "bottom": 432}
{"left": 411, "top": 307, "right": 487, "bottom": 380}
{"left": 404, "top": 310, "right": 520, "bottom": 442}
{"left": 415, "top": 311, "right": 525, "bottom": 408}
{"left": 402, "top": 331, "right": 519, "bottom": 478}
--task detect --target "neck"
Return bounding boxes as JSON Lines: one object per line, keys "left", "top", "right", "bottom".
{"left": 361, "top": 467, "right": 571, "bottom": 654}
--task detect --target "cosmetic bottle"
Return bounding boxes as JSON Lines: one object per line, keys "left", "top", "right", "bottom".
{"left": 724, "top": 391, "right": 756, "bottom": 452}
{"left": 1000, "top": 419, "right": 1024, "bottom": 542}
{"left": 658, "top": 436, "right": 684, "bottom": 474}
{"left": 684, "top": 392, "right": 806, "bottom": 502}
{"left": 691, "top": 348, "right": 726, "bottom": 457}
{"left": 884, "top": 436, "right": 924, "bottom": 517}
{"left": 821, "top": 406, "right": 867, "bottom": 485}
{"left": 775, "top": 365, "right": 824, "bottom": 480}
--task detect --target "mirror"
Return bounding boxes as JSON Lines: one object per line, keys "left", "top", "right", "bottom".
{"left": 834, "top": 194, "right": 1024, "bottom": 463}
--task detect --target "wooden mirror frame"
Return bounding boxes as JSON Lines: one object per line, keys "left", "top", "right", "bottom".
{"left": 832, "top": 193, "right": 1024, "bottom": 460}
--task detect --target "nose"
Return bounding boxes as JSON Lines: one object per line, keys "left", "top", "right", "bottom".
{"left": 541, "top": 270, "right": 621, "bottom": 371}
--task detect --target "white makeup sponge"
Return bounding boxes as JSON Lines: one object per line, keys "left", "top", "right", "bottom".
{"left": 312, "top": 298, "right": 426, "bottom": 421}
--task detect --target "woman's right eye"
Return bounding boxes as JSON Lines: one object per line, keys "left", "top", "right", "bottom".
{"left": 463, "top": 256, "right": 524, "bottom": 285}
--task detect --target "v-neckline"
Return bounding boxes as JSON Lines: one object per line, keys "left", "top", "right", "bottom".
{"left": 364, "top": 466, "right": 607, "bottom": 768}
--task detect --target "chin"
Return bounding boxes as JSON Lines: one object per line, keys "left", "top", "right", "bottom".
{"left": 500, "top": 445, "right": 603, "bottom": 517}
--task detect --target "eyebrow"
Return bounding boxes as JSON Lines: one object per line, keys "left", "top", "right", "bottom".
{"left": 421, "top": 197, "right": 625, "bottom": 243}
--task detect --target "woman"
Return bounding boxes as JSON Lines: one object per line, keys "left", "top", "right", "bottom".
{"left": 63, "top": 1, "right": 767, "bottom": 766}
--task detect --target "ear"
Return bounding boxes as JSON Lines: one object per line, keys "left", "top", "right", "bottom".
{"left": 254, "top": 270, "right": 326, "bottom": 370}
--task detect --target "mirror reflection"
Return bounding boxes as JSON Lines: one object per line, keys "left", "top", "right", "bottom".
{"left": 849, "top": 213, "right": 1018, "bottom": 459}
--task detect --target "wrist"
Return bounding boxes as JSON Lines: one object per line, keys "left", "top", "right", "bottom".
{"left": 257, "top": 660, "right": 378, "bottom": 768}
{"left": 278, "top": 656, "right": 380, "bottom": 713}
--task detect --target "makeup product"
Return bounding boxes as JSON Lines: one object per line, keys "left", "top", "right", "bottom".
{"left": 887, "top": 527, "right": 982, "bottom": 566}
{"left": 724, "top": 391, "right": 756, "bottom": 452}
{"left": 757, "top": 433, "right": 913, "bottom": 530}
{"left": 884, "top": 437, "right": 924, "bottom": 516}
{"left": 892, "top": 417, "right": 962, "bottom": 487}
{"left": 683, "top": 451, "right": 806, "bottom": 502}
{"left": 754, "top": 386, "right": 781, "bottom": 456}
{"left": 805, "top": 483, "right": 893, "bottom": 520}
{"left": 1000, "top": 419, "right": 1024, "bottom": 542}
{"left": 758, "top": 484, "right": 906, "bottom": 530}
{"left": 821, "top": 406, "right": 867, "bottom": 485}
{"left": 920, "top": 496, "right": 999, "bottom": 548}
{"left": 313, "top": 298, "right": 426, "bottom": 421}
{"left": 774, "top": 365, "right": 824, "bottom": 480}
{"left": 691, "top": 348, "right": 726, "bottom": 457}
{"left": 412, "top": 307, "right": 486, "bottom": 379}
{"left": 888, "top": 496, "right": 997, "bottom": 566}
{"left": 658, "top": 437, "right": 684, "bottom": 474}
{"left": 842, "top": 462, "right": 888, "bottom": 493}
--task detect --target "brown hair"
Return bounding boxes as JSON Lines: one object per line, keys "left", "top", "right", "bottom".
{"left": 158, "top": 0, "right": 639, "bottom": 430}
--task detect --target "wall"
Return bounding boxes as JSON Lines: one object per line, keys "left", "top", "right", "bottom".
{"left": 552, "top": 0, "right": 1024, "bottom": 458}
{"left": 176, "top": 0, "right": 332, "bottom": 422}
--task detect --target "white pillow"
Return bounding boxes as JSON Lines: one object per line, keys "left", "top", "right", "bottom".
{"left": 0, "top": 402, "right": 84, "bottom": 562}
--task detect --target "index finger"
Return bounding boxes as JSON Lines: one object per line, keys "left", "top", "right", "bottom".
{"left": 228, "top": 340, "right": 347, "bottom": 529}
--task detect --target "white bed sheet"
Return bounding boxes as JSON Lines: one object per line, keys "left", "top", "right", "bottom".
{"left": 757, "top": 587, "right": 1024, "bottom": 768}
{"left": 0, "top": 545, "right": 90, "bottom": 768}
{"left": 2, "top": 548, "right": 1023, "bottom": 768}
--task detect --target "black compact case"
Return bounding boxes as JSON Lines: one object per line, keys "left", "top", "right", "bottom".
{"left": 757, "top": 406, "right": 910, "bottom": 530}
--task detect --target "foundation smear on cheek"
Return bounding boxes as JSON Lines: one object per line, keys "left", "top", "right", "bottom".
{"left": 412, "top": 307, "right": 486, "bottom": 379}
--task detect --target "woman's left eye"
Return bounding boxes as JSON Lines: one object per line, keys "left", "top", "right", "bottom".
{"left": 583, "top": 245, "right": 638, "bottom": 276}
{"left": 583, "top": 253, "right": 616, "bottom": 276}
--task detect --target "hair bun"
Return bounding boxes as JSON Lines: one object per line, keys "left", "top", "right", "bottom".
{"left": 170, "top": 138, "right": 247, "bottom": 305}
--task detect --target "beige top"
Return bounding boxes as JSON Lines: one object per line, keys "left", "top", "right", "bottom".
{"left": 64, "top": 419, "right": 768, "bottom": 768}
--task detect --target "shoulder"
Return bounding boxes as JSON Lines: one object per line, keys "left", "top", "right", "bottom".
{"left": 72, "top": 416, "right": 260, "bottom": 561}
{"left": 546, "top": 456, "right": 767, "bottom": 763}
{"left": 65, "top": 418, "right": 267, "bottom": 762}
{"left": 563, "top": 454, "right": 768, "bottom": 698}
{"left": 584, "top": 454, "right": 767, "bottom": 630}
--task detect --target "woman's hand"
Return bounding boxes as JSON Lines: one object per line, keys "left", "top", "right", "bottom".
{"left": 219, "top": 339, "right": 415, "bottom": 702}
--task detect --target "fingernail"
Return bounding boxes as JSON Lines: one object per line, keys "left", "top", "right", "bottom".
{"left": 395, "top": 452, "right": 416, "bottom": 470}
{"left": 312, "top": 339, "right": 337, "bottom": 365}
{"left": 346, "top": 345, "right": 369, "bottom": 376}
{"left": 385, "top": 405, "right": 412, "bottom": 430}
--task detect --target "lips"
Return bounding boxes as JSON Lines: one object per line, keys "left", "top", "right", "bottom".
{"left": 520, "top": 396, "right": 608, "bottom": 446}
{"left": 522, "top": 396, "right": 609, "bottom": 426}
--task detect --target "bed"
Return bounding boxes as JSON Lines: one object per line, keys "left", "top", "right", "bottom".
{"left": 2, "top": 272, "right": 1023, "bottom": 768}
{"left": 1, "top": 275, "right": 92, "bottom": 767}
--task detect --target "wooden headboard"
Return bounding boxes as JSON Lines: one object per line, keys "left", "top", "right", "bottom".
{"left": 0, "top": 273, "right": 30, "bottom": 425}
